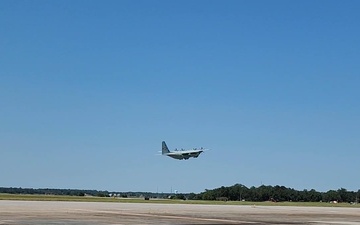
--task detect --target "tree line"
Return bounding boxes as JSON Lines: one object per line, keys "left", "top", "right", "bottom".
{"left": 0, "top": 187, "right": 170, "bottom": 199}
{"left": 191, "top": 184, "right": 359, "bottom": 203}
{"left": 0, "top": 187, "right": 110, "bottom": 197}
{"left": 1, "top": 185, "right": 359, "bottom": 203}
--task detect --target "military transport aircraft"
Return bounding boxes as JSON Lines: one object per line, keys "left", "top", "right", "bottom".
{"left": 161, "top": 141, "right": 207, "bottom": 160}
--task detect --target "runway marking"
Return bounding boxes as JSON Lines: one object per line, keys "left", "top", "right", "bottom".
{"left": 310, "top": 222, "right": 360, "bottom": 225}
{"left": 74, "top": 209, "right": 257, "bottom": 224}
{"left": 0, "top": 221, "right": 14, "bottom": 224}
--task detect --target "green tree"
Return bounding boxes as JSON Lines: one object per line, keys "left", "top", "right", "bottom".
{"left": 323, "top": 190, "right": 340, "bottom": 202}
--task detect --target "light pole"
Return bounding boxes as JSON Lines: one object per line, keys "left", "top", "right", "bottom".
{"left": 239, "top": 184, "right": 244, "bottom": 201}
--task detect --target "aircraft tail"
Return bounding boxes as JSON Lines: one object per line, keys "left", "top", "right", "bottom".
{"left": 162, "top": 141, "right": 170, "bottom": 155}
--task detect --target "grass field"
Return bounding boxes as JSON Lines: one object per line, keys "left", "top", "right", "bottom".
{"left": 0, "top": 193, "right": 359, "bottom": 208}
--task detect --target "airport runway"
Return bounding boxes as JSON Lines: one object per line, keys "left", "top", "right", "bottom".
{"left": 0, "top": 200, "right": 360, "bottom": 224}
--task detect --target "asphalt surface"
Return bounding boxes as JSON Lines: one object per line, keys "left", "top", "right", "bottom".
{"left": 0, "top": 200, "right": 360, "bottom": 224}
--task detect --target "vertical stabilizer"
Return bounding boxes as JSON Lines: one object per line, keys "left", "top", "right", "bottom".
{"left": 162, "top": 141, "right": 170, "bottom": 155}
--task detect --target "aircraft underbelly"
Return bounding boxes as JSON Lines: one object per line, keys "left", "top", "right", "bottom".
{"left": 169, "top": 155, "right": 184, "bottom": 160}
{"left": 167, "top": 153, "right": 203, "bottom": 160}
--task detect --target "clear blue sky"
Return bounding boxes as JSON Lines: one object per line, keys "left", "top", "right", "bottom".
{"left": 1, "top": 0, "right": 359, "bottom": 193}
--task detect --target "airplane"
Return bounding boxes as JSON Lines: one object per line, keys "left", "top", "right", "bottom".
{"left": 161, "top": 141, "right": 207, "bottom": 160}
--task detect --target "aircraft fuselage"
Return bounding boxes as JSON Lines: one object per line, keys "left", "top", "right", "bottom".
{"left": 161, "top": 141, "right": 205, "bottom": 160}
